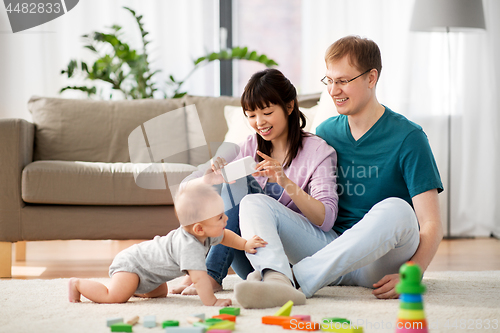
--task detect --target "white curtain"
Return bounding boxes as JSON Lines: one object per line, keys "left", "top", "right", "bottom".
{"left": 0, "top": 0, "right": 220, "bottom": 121}
{"left": 301, "top": 0, "right": 500, "bottom": 237}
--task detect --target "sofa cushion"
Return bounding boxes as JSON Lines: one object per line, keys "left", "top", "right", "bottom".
{"left": 184, "top": 95, "right": 241, "bottom": 166}
{"left": 28, "top": 96, "right": 188, "bottom": 163}
{"left": 22, "top": 161, "right": 197, "bottom": 205}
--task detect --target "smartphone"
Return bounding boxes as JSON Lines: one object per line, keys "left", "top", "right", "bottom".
{"left": 221, "top": 156, "right": 257, "bottom": 183}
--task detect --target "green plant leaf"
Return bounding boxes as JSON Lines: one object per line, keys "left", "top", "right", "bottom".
{"left": 59, "top": 85, "right": 97, "bottom": 97}
{"left": 258, "top": 54, "right": 268, "bottom": 63}
{"left": 247, "top": 51, "right": 258, "bottom": 61}
{"left": 84, "top": 45, "right": 97, "bottom": 53}
{"left": 194, "top": 56, "right": 206, "bottom": 65}
{"left": 240, "top": 47, "right": 248, "bottom": 58}
{"left": 123, "top": 6, "right": 136, "bottom": 15}
{"left": 208, "top": 52, "right": 219, "bottom": 61}
{"left": 220, "top": 50, "right": 230, "bottom": 60}
{"left": 81, "top": 62, "right": 89, "bottom": 73}
{"left": 265, "top": 59, "right": 278, "bottom": 67}
{"left": 173, "top": 92, "right": 187, "bottom": 98}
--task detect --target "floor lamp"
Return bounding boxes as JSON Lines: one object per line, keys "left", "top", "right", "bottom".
{"left": 409, "top": 0, "right": 486, "bottom": 238}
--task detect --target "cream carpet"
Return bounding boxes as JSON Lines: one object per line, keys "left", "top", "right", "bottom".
{"left": 1, "top": 271, "right": 499, "bottom": 333}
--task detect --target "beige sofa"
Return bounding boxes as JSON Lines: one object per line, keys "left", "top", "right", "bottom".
{"left": 0, "top": 93, "right": 320, "bottom": 278}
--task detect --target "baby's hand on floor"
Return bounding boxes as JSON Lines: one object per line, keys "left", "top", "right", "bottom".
{"left": 245, "top": 235, "right": 268, "bottom": 254}
{"left": 213, "top": 298, "right": 232, "bottom": 307}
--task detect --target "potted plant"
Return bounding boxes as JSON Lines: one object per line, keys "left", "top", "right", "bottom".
{"left": 60, "top": 6, "right": 277, "bottom": 99}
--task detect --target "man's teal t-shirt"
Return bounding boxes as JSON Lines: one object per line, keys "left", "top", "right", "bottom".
{"left": 316, "top": 107, "right": 443, "bottom": 235}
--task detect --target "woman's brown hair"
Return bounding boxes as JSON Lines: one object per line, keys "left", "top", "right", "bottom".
{"left": 240, "top": 68, "right": 309, "bottom": 168}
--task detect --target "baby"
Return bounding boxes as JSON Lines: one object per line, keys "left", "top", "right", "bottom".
{"left": 68, "top": 182, "right": 267, "bottom": 306}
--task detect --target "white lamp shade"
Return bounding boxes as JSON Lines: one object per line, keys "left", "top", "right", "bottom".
{"left": 410, "top": 0, "right": 486, "bottom": 32}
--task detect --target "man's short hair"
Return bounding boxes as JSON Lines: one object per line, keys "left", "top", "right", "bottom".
{"left": 325, "top": 35, "right": 382, "bottom": 82}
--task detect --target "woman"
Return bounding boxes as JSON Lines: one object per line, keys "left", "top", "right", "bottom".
{"left": 173, "top": 69, "right": 338, "bottom": 306}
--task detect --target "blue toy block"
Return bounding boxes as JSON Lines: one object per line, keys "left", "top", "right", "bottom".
{"left": 191, "top": 313, "right": 206, "bottom": 320}
{"left": 143, "top": 315, "right": 156, "bottom": 328}
{"left": 107, "top": 317, "right": 124, "bottom": 327}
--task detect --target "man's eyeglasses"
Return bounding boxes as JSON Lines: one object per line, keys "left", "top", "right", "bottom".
{"left": 321, "top": 68, "right": 372, "bottom": 86}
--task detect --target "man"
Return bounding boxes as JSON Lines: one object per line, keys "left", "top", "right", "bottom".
{"left": 234, "top": 36, "right": 443, "bottom": 308}
{"left": 292, "top": 35, "right": 443, "bottom": 299}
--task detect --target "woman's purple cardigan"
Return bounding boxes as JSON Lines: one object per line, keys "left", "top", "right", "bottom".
{"left": 184, "top": 134, "right": 338, "bottom": 232}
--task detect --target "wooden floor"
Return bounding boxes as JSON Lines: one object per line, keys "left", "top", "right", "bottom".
{"left": 4, "top": 237, "right": 500, "bottom": 279}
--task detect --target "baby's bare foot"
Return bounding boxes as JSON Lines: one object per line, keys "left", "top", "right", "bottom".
{"left": 170, "top": 284, "right": 190, "bottom": 294}
{"left": 68, "top": 278, "right": 81, "bottom": 303}
{"left": 181, "top": 282, "right": 222, "bottom": 296}
{"left": 171, "top": 275, "right": 192, "bottom": 294}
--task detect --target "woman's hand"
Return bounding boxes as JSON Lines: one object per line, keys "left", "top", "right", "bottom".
{"left": 252, "top": 151, "right": 289, "bottom": 187}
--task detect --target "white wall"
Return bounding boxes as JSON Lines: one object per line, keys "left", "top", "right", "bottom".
{"left": 0, "top": 0, "right": 219, "bottom": 121}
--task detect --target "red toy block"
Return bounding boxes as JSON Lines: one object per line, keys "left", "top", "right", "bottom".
{"left": 212, "top": 314, "right": 236, "bottom": 322}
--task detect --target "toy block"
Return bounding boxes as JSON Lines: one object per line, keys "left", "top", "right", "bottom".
{"left": 282, "top": 319, "right": 320, "bottom": 331}
{"left": 292, "top": 315, "right": 311, "bottom": 322}
{"left": 207, "top": 330, "right": 232, "bottom": 333}
{"left": 397, "top": 309, "right": 425, "bottom": 320}
{"left": 322, "top": 318, "right": 350, "bottom": 324}
{"left": 219, "top": 307, "right": 240, "bottom": 316}
{"left": 395, "top": 262, "right": 429, "bottom": 333}
{"left": 321, "top": 318, "right": 364, "bottom": 332}
{"left": 274, "top": 300, "right": 293, "bottom": 316}
{"left": 110, "top": 323, "right": 133, "bottom": 332}
{"left": 143, "top": 315, "right": 156, "bottom": 328}
{"left": 165, "top": 327, "right": 205, "bottom": 333}
{"left": 126, "top": 316, "right": 140, "bottom": 325}
{"left": 400, "top": 302, "right": 424, "bottom": 310}
{"left": 395, "top": 328, "right": 428, "bottom": 333}
{"left": 205, "top": 318, "right": 224, "bottom": 325}
{"left": 400, "top": 294, "right": 422, "bottom": 303}
{"left": 191, "top": 313, "right": 206, "bottom": 320}
{"left": 212, "top": 314, "right": 236, "bottom": 322}
{"left": 396, "top": 319, "right": 427, "bottom": 329}
{"left": 186, "top": 316, "right": 203, "bottom": 324}
{"left": 321, "top": 323, "right": 363, "bottom": 332}
{"left": 262, "top": 316, "right": 293, "bottom": 325}
{"left": 162, "top": 320, "right": 180, "bottom": 328}
{"left": 107, "top": 317, "right": 124, "bottom": 327}
{"left": 209, "top": 320, "right": 235, "bottom": 331}
{"left": 193, "top": 322, "right": 214, "bottom": 330}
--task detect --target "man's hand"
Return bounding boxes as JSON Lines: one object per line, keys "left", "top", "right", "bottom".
{"left": 244, "top": 235, "right": 268, "bottom": 254}
{"left": 372, "top": 273, "right": 400, "bottom": 299}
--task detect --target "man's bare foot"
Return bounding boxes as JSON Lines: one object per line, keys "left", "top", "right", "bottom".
{"left": 68, "top": 278, "right": 81, "bottom": 303}
{"left": 171, "top": 275, "right": 192, "bottom": 294}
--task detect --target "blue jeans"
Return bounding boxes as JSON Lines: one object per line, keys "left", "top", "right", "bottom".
{"left": 239, "top": 194, "right": 420, "bottom": 298}
{"left": 206, "top": 176, "right": 264, "bottom": 285}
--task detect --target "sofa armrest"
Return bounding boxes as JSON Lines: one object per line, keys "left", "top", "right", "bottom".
{"left": 0, "top": 119, "right": 34, "bottom": 241}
